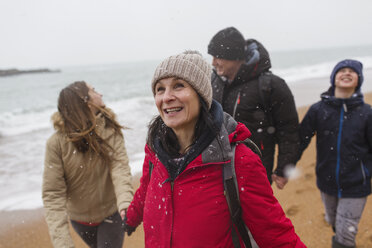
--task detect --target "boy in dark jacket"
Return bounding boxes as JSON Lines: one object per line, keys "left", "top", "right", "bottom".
{"left": 208, "top": 27, "right": 300, "bottom": 189}
{"left": 298, "top": 59, "right": 372, "bottom": 248}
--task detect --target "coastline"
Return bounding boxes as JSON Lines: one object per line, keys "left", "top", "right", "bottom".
{"left": 0, "top": 68, "right": 60, "bottom": 77}
{"left": 0, "top": 87, "right": 371, "bottom": 247}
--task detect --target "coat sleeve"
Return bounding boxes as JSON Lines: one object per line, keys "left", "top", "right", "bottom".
{"left": 235, "top": 144, "right": 306, "bottom": 247}
{"left": 42, "top": 135, "right": 75, "bottom": 248}
{"left": 363, "top": 106, "right": 372, "bottom": 173}
{"left": 298, "top": 104, "right": 318, "bottom": 161}
{"left": 125, "top": 145, "right": 152, "bottom": 228}
{"left": 269, "top": 76, "right": 301, "bottom": 176}
{"left": 110, "top": 133, "right": 134, "bottom": 212}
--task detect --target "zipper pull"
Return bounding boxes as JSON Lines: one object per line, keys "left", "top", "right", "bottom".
{"left": 162, "top": 178, "right": 174, "bottom": 191}
{"left": 232, "top": 92, "right": 241, "bottom": 118}
{"left": 343, "top": 102, "right": 348, "bottom": 112}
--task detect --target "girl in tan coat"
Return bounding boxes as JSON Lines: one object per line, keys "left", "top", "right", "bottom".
{"left": 42, "top": 81, "right": 133, "bottom": 248}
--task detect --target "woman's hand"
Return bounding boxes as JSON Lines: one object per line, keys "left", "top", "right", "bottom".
{"left": 120, "top": 209, "right": 136, "bottom": 236}
{"left": 271, "top": 174, "right": 288, "bottom": 189}
{"left": 120, "top": 209, "right": 126, "bottom": 220}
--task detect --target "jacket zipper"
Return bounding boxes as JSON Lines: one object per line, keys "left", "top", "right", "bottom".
{"left": 170, "top": 181, "right": 174, "bottom": 247}
{"left": 232, "top": 92, "right": 241, "bottom": 119}
{"left": 336, "top": 103, "right": 346, "bottom": 198}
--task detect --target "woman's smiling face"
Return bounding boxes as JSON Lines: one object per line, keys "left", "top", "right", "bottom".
{"left": 154, "top": 77, "right": 200, "bottom": 133}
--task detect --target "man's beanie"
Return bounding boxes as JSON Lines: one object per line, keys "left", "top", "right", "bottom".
{"left": 151, "top": 50, "right": 213, "bottom": 109}
{"left": 208, "top": 27, "right": 246, "bottom": 61}
{"left": 330, "top": 59, "right": 364, "bottom": 91}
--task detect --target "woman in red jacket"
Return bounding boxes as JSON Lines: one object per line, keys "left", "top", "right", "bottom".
{"left": 124, "top": 51, "right": 306, "bottom": 248}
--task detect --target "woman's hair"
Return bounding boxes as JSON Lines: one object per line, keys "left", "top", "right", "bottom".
{"left": 147, "top": 96, "right": 217, "bottom": 157}
{"left": 55, "top": 81, "right": 123, "bottom": 165}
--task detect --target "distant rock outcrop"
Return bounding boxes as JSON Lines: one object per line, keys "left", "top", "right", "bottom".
{"left": 0, "top": 68, "right": 61, "bottom": 77}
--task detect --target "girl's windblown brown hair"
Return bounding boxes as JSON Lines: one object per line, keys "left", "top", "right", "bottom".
{"left": 53, "top": 81, "right": 124, "bottom": 165}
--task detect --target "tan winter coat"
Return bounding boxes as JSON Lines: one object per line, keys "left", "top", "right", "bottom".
{"left": 42, "top": 112, "right": 133, "bottom": 248}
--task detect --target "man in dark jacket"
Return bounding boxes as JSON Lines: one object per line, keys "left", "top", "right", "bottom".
{"left": 208, "top": 27, "right": 300, "bottom": 189}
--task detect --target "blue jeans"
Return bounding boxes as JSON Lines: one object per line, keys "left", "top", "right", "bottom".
{"left": 71, "top": 212, "right": 124, "bottom": 248}
{"left": 321, "top": 192, "right": 367, "bottom": 247}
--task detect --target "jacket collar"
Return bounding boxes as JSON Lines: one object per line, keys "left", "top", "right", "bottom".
{"left": 95, "top": 113, "right": 105, "bottom": 133}
{"left": 153, "top": 100, "right": 252, "bottom": 180}
{"left": 219, "top": 39, "right": 272, "bottom": 87}
{"left": 52, "top": 111, "right": 113, "bottom": 139}
{"left": 153, "top": 100, "right": 223, "bottom": 180}
{"left": 321, "top": 87, "right": 364, "bottom": 109}
{"left": 95, "top": 113, "right": 117, "bottom": 140}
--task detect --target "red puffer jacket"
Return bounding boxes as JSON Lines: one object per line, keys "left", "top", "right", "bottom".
{"left": 126, "top": 115, "right": 306, "bottom": 247}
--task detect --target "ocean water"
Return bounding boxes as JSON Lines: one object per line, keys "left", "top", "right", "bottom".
{"left": 1, "top": 45, "right": 372, "bottom": 211}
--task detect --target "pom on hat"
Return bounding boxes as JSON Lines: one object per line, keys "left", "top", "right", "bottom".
{"left": 208, "top": 27, "right": 246, "bottom": 61}
{"left": 151, "top": 50, "right": 213, "bottom": 109}
{"left": 183, "top": 50, "right": 202, "bottom": 56}
{"left": 330, "top": 59, "right": 364, "bottom": 91}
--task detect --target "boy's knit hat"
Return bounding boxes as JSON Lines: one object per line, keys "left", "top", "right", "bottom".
{"left": 330, "top": 59, "right": 364, "bottom": 91}
{"left": 208, "top": 27, "right": 246, "bottom": 61}
{"left": 151, "top": 50, "right": 213, "bottom": 109}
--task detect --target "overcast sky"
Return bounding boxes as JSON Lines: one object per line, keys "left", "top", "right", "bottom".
{"left": 1, "top": 0, "right": 372, "bottom": 68}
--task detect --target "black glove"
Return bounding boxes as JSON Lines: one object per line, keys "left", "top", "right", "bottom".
{"left": 122, "top": 216, "right": 136, "bottom": 236}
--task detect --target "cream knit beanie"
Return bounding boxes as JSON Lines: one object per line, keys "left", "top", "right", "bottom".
{"left": 151, "top": 50, "right": 213, "bottom": 109}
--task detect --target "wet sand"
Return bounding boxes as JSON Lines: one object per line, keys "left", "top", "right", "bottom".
{"left": 0, "top": 90, "right": 371, "bottom": 248}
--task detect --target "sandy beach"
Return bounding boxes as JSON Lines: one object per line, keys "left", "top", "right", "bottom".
{"left": 1, "top": 86, "right": 371, "bottom": 247}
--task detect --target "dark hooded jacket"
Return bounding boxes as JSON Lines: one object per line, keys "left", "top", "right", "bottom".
{"left": 298, "top": 60, "right": 372, "bottom": 198}
{"left": 211, "top": 39, "right": 300, "bottom": 179}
